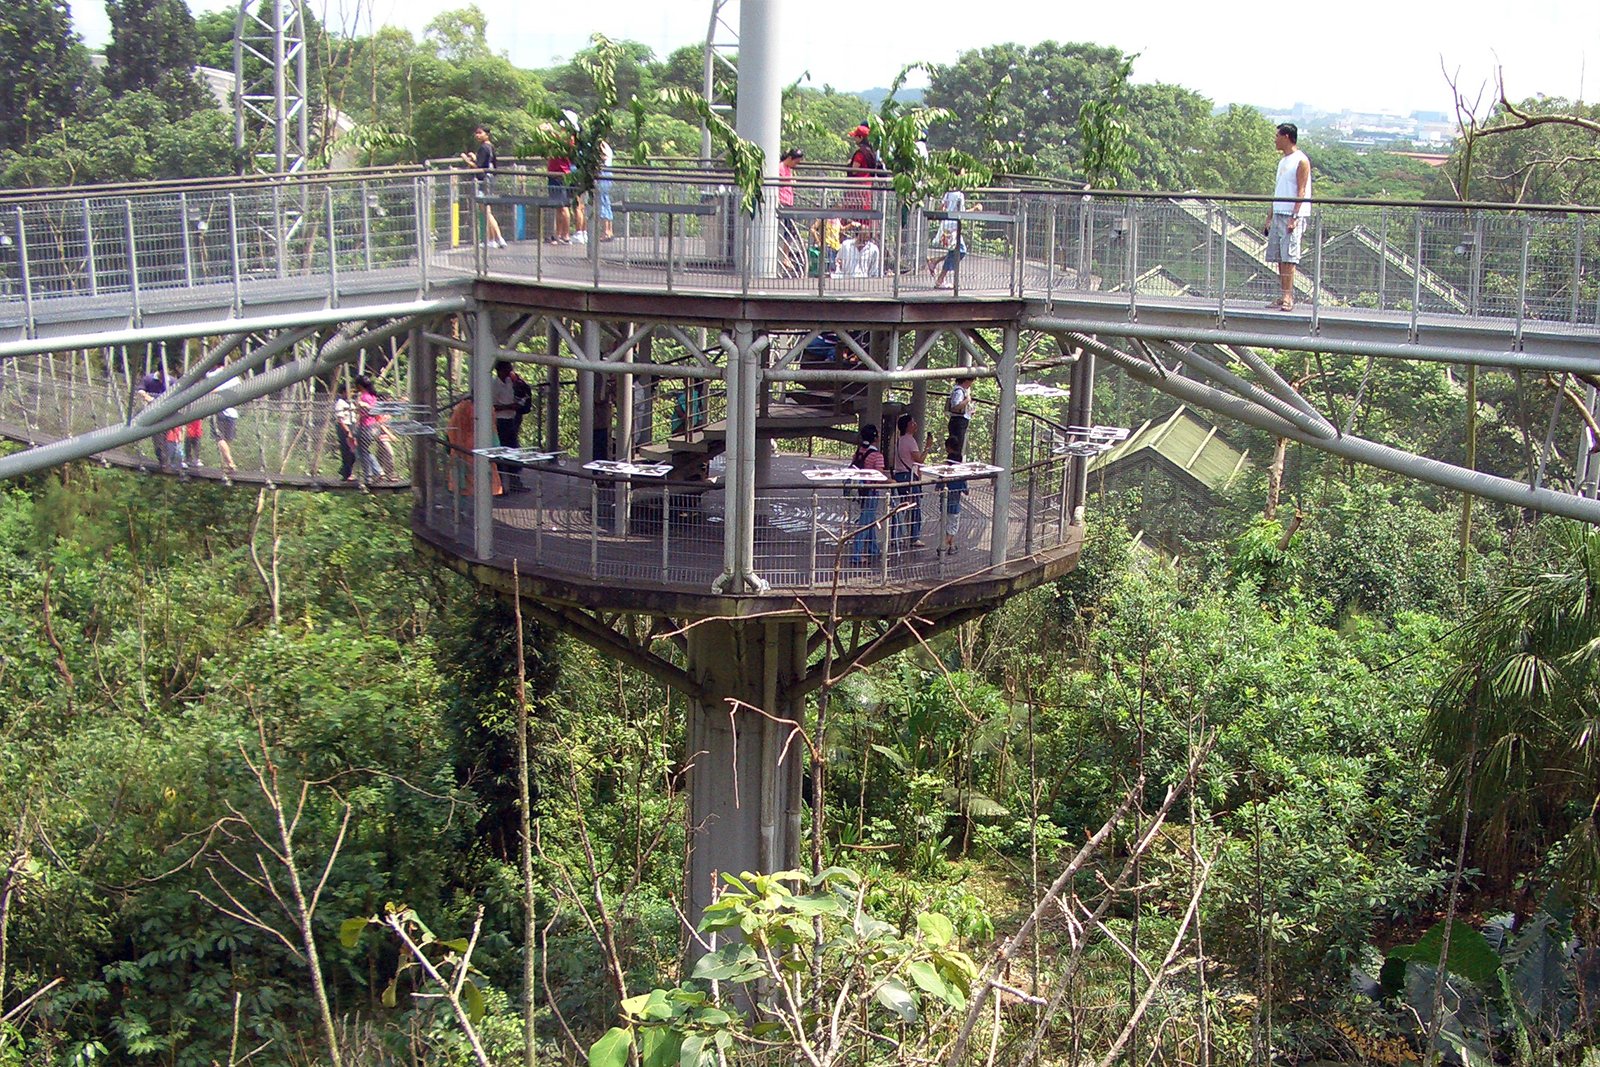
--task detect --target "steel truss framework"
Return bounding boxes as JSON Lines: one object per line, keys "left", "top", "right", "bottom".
{"left": 234, "top": 0, "right": 310, "bottom": 174}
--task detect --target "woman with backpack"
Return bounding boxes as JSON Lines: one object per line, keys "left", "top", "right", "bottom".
{"left": 848, "top": 423, "right": 886, "bottom": 567}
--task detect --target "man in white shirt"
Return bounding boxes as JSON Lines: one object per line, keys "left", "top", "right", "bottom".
{"left": 1264, "top": 123, "right": 1311, "bottom": 312}
{"left": 833, "top": 226, "right": 882, "bottom": 279}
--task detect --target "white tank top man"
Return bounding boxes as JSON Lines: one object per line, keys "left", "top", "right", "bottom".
{"left": 1265, "top": 122, "right": 1311, "bottom": 312}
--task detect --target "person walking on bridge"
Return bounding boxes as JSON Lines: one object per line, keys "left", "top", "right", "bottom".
{"left": 1265, "top": 123, "right": 1311, "bottom": 312}
{"left": 462, "top": 125, "right": 506, "bottom": 249}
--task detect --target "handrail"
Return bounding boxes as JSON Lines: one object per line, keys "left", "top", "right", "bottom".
{"left": 0, "top": 165, "right": 438, "bottom": 205}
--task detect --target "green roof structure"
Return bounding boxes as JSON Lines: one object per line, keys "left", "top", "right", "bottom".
{"left": 1090, "top": 406, "right": 1250, "bottom": 493}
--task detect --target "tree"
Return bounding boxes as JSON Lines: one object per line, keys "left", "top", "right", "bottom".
{"left": 0, "top": 0, "right": 91, "bottom": 153}
{"left": 104, "top": 0, "right": 207, "bottom": 115}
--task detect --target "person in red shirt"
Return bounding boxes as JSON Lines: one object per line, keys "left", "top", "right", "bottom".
{"left": 547, "top": 151, "right": 574, "bottom": 244}
{"left": 843, "top": 124, "right": 881, "bottom": 215}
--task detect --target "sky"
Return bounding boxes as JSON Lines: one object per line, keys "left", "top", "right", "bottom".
{"left": 67, "top": 0, "right": 1600, "bottom": 118}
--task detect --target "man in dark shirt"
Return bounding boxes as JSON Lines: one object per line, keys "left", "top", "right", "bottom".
{"left": 461, "top": 124, "right": 506, "bottom": 248}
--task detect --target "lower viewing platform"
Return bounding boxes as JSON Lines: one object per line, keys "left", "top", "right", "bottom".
{"left": 412, "top": 441, "right": 1083, "bottom": 618}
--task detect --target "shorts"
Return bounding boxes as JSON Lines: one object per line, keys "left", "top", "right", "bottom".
{"left": 597, "top": 176, "right": 613, "bottom": 221}
{"left": 1265, "top": 214, "right": 1303, "bottom": 265}
{"left": 546, "top": 175, "right": 571, "bottom": 205}
{"left": 213, "top": 413, "right": 237, "bottom": 441}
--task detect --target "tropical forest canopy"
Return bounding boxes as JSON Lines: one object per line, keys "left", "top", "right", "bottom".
{"left": 2, "top": 3, "right": 1600, "bottom": 1065}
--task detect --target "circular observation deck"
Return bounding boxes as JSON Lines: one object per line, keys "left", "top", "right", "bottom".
{"left": 408, "top": 167, "right": 1107, "bottom": 620}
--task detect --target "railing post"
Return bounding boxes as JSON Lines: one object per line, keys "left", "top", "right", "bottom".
{"left": 1013, "top": 198, "right": 1027, "bottom": 296}
{"left": 1217, "top": 205, "right": 1228, "bottom": 323}
{"left": 1410, "top": 217, "right": 1424, "bottom": 341}
{"left": 1469, "top": 212, "right": 1485, "bottom": 316}
{"left": 272, "top": 185, "right": 287, "bottom": 278}
{"left": 326, "top": 186, "right": 340, "bottom": 306}
{"left": 1078, "top": 195, "right": 1091, "bottom": 291}
{"left": 179, "top": 191, "right": 194, "bottom": 287}
{"left": 413, "top": 177, "right": 427, "bottom": 293}
{"left": 1516, "top": 218, "right": 1531, "bottom": 349}
{"left": 809, "top": 488, "right": 819, "bottom": 586}
{"left": 1310, "top": 213, "right": 1324, "bottom": 333}
{"left": 952, "top": 219, "right": 963, "bottom": 298}
{"left": 361, "top": 180, "right": 374, "bottom": 272}
{"left": 1125, "top": 200, "right": 1137, "bottom": 320}
{"left": 1572, "top": 215, "right": 1584, "bottom": 325}
{"left": 1378, "top": 206, "right": 1389, "bottom": 310}
{"left": 1045, "top": 199, "right": 1057, "bottom": 303}
{"left": 228, "top": 193, "right": 242, "bottom": 313}
{"left": 83, "top": 199, "right": 99, "bottom": 296}
{"left": 1204, "top": 203, "right": 1215, "bottom": 298}
{"left": 123, "top": 200, "right": 142, "bottom": 326}
{"left": 590, "top": 482, "right": 600, "bottom": 579}
{"left": 534, "top": 473, "right": 544, "bottom": 559}
{"left": 661, "top": 482, "right": 670, "bottom": 583}
{"left": 15, "top": 207, "right": 34, "bottom": 338}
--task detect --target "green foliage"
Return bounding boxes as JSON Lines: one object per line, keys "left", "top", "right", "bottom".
{"left": 591, "top": 868, "right": 978, "bottom": 1066}
{"left": 0, "top": 0, "right": 92, "bottom": 153}
{"left": 1077, "top": 52, "right": 1137, "bottom": 189}
{"left": 103, "top": 0, "right": 206, "bottom": 114}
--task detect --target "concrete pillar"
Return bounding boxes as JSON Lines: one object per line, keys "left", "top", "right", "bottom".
{"left": 684, "top": 618, "right": 807, "bottom": 944}
{"left": 472, "top": 308, "right": 494, "bottom": 560}
{"left": 716, "top": 323, "right": 764, "bottom": 592}
{"left": 990, "top": 326, "right": 1018, "bottom": 567}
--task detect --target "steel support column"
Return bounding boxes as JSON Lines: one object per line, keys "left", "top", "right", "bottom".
{"left": 990, "top": 327, "right": 1018, "bottom": 566}
{"left": 472, "top": 308, "right": 495, "bottom": 560}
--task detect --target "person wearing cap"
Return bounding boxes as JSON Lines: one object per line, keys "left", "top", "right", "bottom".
{"left": 844, "top": 124, "right": 880, "bottom": 213}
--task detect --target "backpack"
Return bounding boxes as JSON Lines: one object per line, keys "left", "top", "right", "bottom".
{"left": 512, "top": 375, "right": 533, "bottom": 415}
{"left": 849, "top": 443, "right": 879, "bottom": 497}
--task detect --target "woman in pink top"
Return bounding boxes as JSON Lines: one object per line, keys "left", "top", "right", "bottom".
{"left": 891, "top": 412, "right": 927, "bottom": 550}
{"left": 354, "top": 374, "right": 384, "bottom": 481}
{"left": 778, "top": 147, "right": 804, "bottom": 277}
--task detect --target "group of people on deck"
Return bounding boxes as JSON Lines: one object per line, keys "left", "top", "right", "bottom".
{"left": 465, "top": 124, "right": 615, "bottom": 250}
{"left": 849, "top": 376, "right": 976, "bottom": 567}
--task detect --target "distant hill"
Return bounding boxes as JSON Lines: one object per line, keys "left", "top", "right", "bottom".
{"left": 855, "top": 86, "right": 926, "bottom": 109}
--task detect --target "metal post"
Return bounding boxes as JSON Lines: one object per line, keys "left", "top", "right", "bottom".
{"left": 361, "top": 180, "right": 374, "bottom": 272}
{"left": 1378, "top": 206, "right": 1389, "bottom": 310}
{"left": 990, "top": 327, "right": 1018, "bottom": 568}
{"left": 415, "top": 176, "right": 431, "bottom": 294}
{"left": 666, "top": 215, "right": 676, "bottom": 292}
{"left": 590, "top": 481, "right": 600, "bottom": 578}
{"left": 1217, "top": 208, "right": 1228, "bottom": 323}
{"left": 1078, "top": 195, "right": 1091, "bottom": 291}
{"left": 326, "top": 186, "right": 340, "bottom": 306}
{"left": 1072, "top": 350, "right": 1095, "bottom": 525}
{"left": 82, "top": 199, "right": 99, "bottom": 296}
{"left": 1125, "top": 201, "right": 1137, "bottom": 319}
{"left": 15, "top": 207, "right": 34, "bottom": 337}
{"left": 472, "top": 308, "right": 495, "bottom": 561}
{"left": 1014, "top": 199, "right": 1027, "bottom": 296}
{"left": 952, "top": 219, "right": 963, "bottom": 298}
{"left": 891, "top": 196, "right": 902, "bottom": 299}
{"left": 1204, "top": 204, "right": 1215, "bottom": 297}
{"left": 534, "top": 473, "right": 544, "bottom": 559}
{"left": 809, "top": 487, "right": 819, "bottom": 584}
{"left": 1310, "top": 213, "right": 1324, "bottom": 333}
{"left": 1516, "top": 219, "right": 1531, "bottom": 349}
{"left": 273, "top": 185, "right": 287, "bottom": 279}
{"left": 1572, "top": 215, "right": 1584, "bottom": 325}
{"left": 228, "top": 193, "right": 243, "bottom": 313}
{"left": 1410, "top": 219, "right": 1424, "bottom": 341}
{"left": 180, "top": 192, "right": 195, "bottom": 288}
{"left": 1046, "top": 200, "right": 1058, "bottom": 303}
{"left": 123, "top": 201, "right": 142, "bottom": 326}
{"left": 1469, "top": 212, "right": 1484, "bottom": 316}
{"left": 661, "top": 481, "right": 670, "bottom": 582}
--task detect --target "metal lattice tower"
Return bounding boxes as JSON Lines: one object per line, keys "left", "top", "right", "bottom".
{"left": 700, "top": 0, "right": 738, "bottom": 163}
{"left": 234, "top": 0, "right": 310, "bottom": 174}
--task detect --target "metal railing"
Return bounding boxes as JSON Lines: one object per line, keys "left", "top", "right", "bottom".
{"left": 0, "top": 354, "right": 412, "bottom": 485}
{"left": 418, "top": 436, "right": 1073, "bottom": 595}
{"left": 7, "top": 165, "right": 1598, "bottom": 341}
{"left": 0, "top": 169, "right": 431, "bottom": 336}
